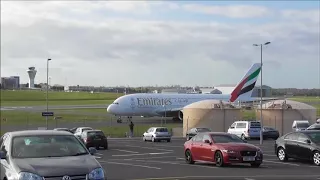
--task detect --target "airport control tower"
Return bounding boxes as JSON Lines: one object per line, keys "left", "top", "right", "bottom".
{"left": 27, "top": 67, "right": 37, "bottom": 88}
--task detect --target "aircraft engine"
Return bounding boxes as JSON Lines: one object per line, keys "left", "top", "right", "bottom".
{"left": 178, "top": 110, "right": 183, "bottom": 121}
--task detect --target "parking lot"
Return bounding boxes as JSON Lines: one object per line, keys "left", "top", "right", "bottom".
{"left": 93, "top": 138, "right": 320, "bottom": 180}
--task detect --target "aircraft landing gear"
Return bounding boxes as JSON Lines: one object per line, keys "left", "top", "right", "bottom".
{"left": 117, "top": 116, "right": 122, "bottom": 123}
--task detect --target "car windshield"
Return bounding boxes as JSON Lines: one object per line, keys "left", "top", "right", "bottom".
{"left": 211, "top": 134, "right": 244, "bottom": 143}
{"left": 307, "top": 132, "right": 320, "bottom": 143}
{"left": 87, "top": 131, "right": 105, "bottom": 137}
{"left": 297, "top": 123, "right": 309, "bottom": 128}
{"left": 264, "top": 127, "right": 275, "bottom": 131}
{"left": 11, "top": 135, "right": 88, "bottom": 158}
{"left": 156, "top": 128, "right": 168, "bottom": 132}
{"left": 197, "top": 128, "right": 211, "bottom": 132}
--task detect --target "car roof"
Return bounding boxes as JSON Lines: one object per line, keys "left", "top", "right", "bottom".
{"left": 197, "top": 132, "right": 231, "bottom": 136}
{"left": 300, "top": 130, "right": 320, "bottom": 133}
{"left": 85, "top": 130, "right": 103, "bottom": 132}
{"left": 5, "top": 130, "right": 73, "bottom": 137}
{"left": 79, "top": 127, "right": 93, "bottom": 129}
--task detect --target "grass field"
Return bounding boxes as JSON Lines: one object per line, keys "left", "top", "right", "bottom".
{"left": 288, "top": 96, "right": 320, "bottom": 102}
{"left": 1, "top": 90, "right": 122, "bottom": 106}
{"left": 0, "top": 110, "right": 110, "bottom": 125}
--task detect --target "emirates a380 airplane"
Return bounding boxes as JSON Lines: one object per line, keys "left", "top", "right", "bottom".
{"left": 107, "top": 63, "right": 263, "bottom": 122}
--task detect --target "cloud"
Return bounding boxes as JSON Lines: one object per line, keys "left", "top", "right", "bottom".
{"left": 1, "top": 1, "right": 319, "bottom": 88}
{"left": 182, "top": 4, "right": 271, "bottom": 18}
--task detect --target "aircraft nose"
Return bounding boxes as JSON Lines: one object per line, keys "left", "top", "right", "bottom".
{"left": 107, "top": 104, "right": 113, "bottom": 113}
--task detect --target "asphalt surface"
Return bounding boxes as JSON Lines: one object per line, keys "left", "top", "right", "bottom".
{"left": 94, "top": 138, "right": 319, "bottom": 180}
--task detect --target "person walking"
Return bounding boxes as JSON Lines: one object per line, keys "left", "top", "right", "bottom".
{"left": 129, "top": 121, "right": 134, "bottom": 138}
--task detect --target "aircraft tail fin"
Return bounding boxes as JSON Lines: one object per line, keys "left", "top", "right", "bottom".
{"left": 229, "top": 63, "right": 262, "bottom": 102}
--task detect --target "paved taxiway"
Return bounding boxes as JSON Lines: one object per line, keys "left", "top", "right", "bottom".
{"left": 94, "top": 138, "right": 319, "bottom": 180}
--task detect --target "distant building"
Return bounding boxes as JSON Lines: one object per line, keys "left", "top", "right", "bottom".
{"left": 1, "top": 76, "right": 20, "bottom": 89}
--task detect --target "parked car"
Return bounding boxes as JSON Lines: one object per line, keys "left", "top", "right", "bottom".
{"left": 70, "top": 127, "right": 78, "bottom": 133}
{"left": 307, "top": 124, "right": 320, "bottom": 130}
{"left": 275, "top": 130, "right": 320, "bottom": 166}
{"left": 184, "top": 132, "right": 263, "bottom": 167}
{"left": 53, "top": 128, "right": 73, "bottom": 133}
{"left": 143, "top": 127, "right": 171, "bottom": 142}
{"left": 227, "top": 121, "right": 261, "bottom": 140}
{"left": 262, "top": 126, "right": 279, "bottom": 140}
{"left": 74, "top": 127, "right": 93, "bottom": 137}
{"left": 186, "top": 127, "right": 212, "bottom": 140}
{"left": 292, "top": 120, "right": 310, "bottom": 132}
{"left": 80, "top": 130, "right": 108, "bottom": 150}
{"left": 0, "top": 130, "right": 106, "bottom": 180}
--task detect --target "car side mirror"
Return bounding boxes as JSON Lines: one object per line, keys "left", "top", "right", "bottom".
{"left": 230, "top": 126, "right": 234, "bottom": 129}
{"left": 204, "top": 139, "right": 211, "bottom": 144}
{"left": 0, "top": 151, "right": 6, "bottom": 159}
{"left": 88, "top": 147, "right": 97, "bottom": 155}
{"left": 305, "top": 139, "right": 311, "bottom": 144}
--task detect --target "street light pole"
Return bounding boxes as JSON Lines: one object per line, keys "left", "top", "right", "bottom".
{"left": 253, "top": 42, "right": 270, "bottom": 145}
{"left": 46, "top": 58, "right": 51, "bottom": 129}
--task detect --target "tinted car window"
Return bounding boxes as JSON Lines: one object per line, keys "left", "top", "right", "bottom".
{"left": 306, "top": 132, "right": 320, "bottom": 143}
{"left": 193, "top": 134, "right": 204, "bottom": 142}
{"left": 11, "top": 135, "right": 88, "bottom": 158}
{"left": 284, "top": 133, "right": 299, "bottom": 141}
{"left": 297, "top": 123, "right": 309, "bottom": 128}
{"left": 297, "top": 133, "right": 309, "bottom": 142}
{"left": 250, "top": 122, "right": 261, "bottom": 128}
{"left": 211, "top": 134, "right": 244, "bottom": 143}
{"left": 156, "top": 128, "right": 168, "bottom": 132}
{"left": 87, "top": 131, "right": 106, "bottom": 137}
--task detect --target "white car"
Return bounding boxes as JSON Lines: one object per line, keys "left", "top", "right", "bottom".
{"left": 292, "top": 120, "right": 310, "bottom": 132}
{"left": 74, "top": 127, "right": 93, "bottom": 136}
{"left": 143, "top": 127, "right": 171, "bottom": 142}
{"left": 227, "top": 121, "right": 262, "bottom": 140}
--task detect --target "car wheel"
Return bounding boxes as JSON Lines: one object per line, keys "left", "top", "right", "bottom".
{"left": 185, "top": 150, "right": 194, "bottom": 164}
{"left": 250, "top": 162, "right": 261, "bottom": 168}
{"left": 214, "top": 151, "right": 224, "bottom": 167}
{"left": 313, "top": 151, "right": 320, "bottom": 166}
{"left": 277, "top": 147, "right": 288, "bottom": 161}
{"left": 104, "top": 143, "right": 108, "bottom": 150}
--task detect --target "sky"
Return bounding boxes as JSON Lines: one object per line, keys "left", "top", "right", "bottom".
{"left": 1, "top": 1, "right": 319, "bottom": 88}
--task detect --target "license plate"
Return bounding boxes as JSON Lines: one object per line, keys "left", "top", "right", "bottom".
{"left": 243, "top": 156, "right": 255, "bottom": 161}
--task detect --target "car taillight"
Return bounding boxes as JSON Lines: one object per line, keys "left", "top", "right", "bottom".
{"left": 84, "top": 138, "right": 91, "bottom": 143}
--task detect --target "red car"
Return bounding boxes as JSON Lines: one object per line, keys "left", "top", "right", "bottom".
{"left": 184, "top": 132, "right": 263, "bottom": 167}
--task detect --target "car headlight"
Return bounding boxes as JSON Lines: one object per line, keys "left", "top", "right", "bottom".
{"left": 19, "top": 172, "right": 43, "bottom": 180}
{"left": 221, "top": 150, "right": 236, "bottom": 154}
{"left": 88, "top": 168, "right": 104, "bottom": 180}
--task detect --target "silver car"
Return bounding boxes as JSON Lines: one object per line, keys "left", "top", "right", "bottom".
{"left": 143, "top": 127, "right": 171, "bottom": 142}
